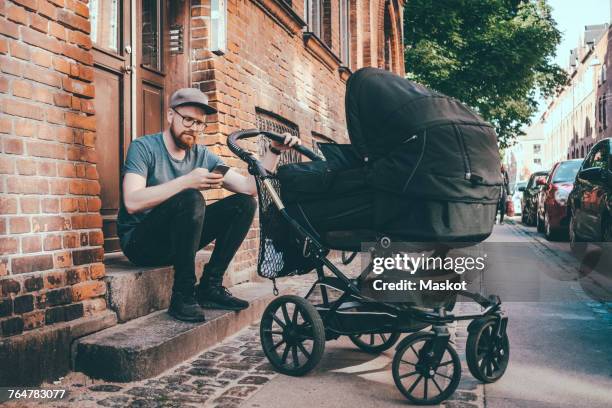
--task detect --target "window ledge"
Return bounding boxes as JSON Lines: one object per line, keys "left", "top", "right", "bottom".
{"left": 338, "top": 66, "right": 352, "bottom": 82}
{"left": 303, "top": 32, "right": 342, "bottom": 72}
{"left": 251, "top": 0, "right": 306, "bottom": 35}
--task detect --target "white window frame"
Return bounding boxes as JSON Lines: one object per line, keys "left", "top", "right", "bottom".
{"left": 339, "top": 0, "right": 350, "bottom": 65}
{"left": 304, "top": 0, "right": 322, "bottom": 38}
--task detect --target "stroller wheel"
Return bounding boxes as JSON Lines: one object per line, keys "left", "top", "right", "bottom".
{"left": 392, "top": 332, "right": 461, "bottom": 405}
{"left": 260, "top": 295, "right": 325, "bottom": 376}
{"left": 348, "top": 332, "right": 400, "bottom": 354}
{"left": 466, "top": 317, "right": 510, "bottom": 383}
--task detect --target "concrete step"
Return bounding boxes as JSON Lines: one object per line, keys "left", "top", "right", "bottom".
{"left": 103, "top": 252, "right": 211, "bottom": 323}
{"left": 74, "top": 281, "right": 280, "bottom": 382}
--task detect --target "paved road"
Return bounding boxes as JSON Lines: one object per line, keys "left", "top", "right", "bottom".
{"left": 244, "top": 220, "right": 612, "bottom": 408}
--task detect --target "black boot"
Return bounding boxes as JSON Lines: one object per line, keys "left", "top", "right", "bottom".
{"left": 168, "top": 292, "right": 207, "bottom": 322}
{"left": 197, "top": 282, "right": 249, "bottom": 311}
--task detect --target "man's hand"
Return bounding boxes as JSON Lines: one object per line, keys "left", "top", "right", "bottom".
{"left": 182, "top": 168, "right": 224, "bottom": 190}
{"left": 270, "top": 132, "right": 300, "bottom": 152}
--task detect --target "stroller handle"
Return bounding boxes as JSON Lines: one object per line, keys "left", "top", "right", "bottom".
{"left": 228, "top": 129, "right": 323, "bottom": 163}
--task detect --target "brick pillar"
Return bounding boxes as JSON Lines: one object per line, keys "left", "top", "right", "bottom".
{"left": 0, "top": 0, "right": 107, "bottom": 338}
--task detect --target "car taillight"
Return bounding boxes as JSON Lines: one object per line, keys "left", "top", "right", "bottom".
{"left": 554, "top": 185, "right": 571, "bottom": 205}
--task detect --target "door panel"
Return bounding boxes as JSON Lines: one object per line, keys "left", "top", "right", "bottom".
{"left": 94, "top": 68, "right": 124, "bottom": 252}
{"left": 94, "top": 69, "right": 122, "bottom": 212}
{"left": 142, "top": 83, "right": 164, "bottom": 135}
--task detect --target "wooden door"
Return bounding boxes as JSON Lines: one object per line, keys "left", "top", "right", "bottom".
{"left": 90, "top": 0, "right": 132, "bottom": 252}
{"left": 91, "top": 0, "right": 191, "bottom": 252}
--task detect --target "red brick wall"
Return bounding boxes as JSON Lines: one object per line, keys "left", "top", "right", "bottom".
{"left": 0, "top": 0, "right": 106, "bottom": 338}
{"left": 189, "top": 0, "right": 404, "bottom": 282}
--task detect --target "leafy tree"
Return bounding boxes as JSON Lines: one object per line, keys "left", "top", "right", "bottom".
{"left": 404, "top": 0, "right": 567, "bottom": 148}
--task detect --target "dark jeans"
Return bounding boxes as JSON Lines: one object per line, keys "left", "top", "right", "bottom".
{"left": 122, "top": 189, "right": 257, "bottom": 296}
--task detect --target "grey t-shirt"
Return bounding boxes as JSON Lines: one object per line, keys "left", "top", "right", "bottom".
{"left": 117, "top": 132, "right": 224, "bottom": 250}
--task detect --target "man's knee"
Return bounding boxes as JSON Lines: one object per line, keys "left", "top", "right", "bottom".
{"left": 173, "top": 188, "right": 206, "bottom": 218}
{"left": 233, "top": 194, "right": 257, "bottom": 218}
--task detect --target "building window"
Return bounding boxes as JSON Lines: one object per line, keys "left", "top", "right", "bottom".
{"left": 304, "top": 0, "right": 321, "bottom": 38}
{"left": 142, "top": 0, "right": 162, "bottom": 71}
{"left": 534, "top": 158, "right": 542, "bottom": 165}
{"left": 210, "top": 0, "right": 227, "bottom": 55}
{"left": 256, "top": 109, "right": 301, "bottom": 166}
{"left": 339, "top": 0, "right": 350, "bottom": 65}
{"left": 533, "top": 144, "right": 541, "bottom": 154}
{"left": 89, "top": 0, "right": 119, "bottom": 52}
{"left": 304, "top": 0, "right": 331, "bottom": 47}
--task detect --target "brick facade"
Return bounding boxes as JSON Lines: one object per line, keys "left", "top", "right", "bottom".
{"left": 1, "top": 0, "right": 106, "bottom": 339}
{"left": 191, "top": 0, "right": 405, "bottom": 282}
{"left": 0, "top": 0, "right": 404, "bottom": 387}
{"left": 1, "top": 0, "right": 404, "bottom": 339}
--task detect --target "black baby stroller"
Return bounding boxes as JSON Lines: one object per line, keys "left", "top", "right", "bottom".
{"left": 227, "top": 68, "right": 509, "bottom": 405}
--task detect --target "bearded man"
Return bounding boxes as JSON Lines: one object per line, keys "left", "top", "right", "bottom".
{"left": 117, "top": 88, "right": 299, "bottom": 322}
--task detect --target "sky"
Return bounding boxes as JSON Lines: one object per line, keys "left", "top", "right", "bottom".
{"left": 534, "top": 0, "right": 610, "bottom": 116}
{"left": 548, "top": 0, "right": 610, "bottom": 68}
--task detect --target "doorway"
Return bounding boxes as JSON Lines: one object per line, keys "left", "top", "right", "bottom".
{"left": 89, "top": 0, "right": 190, "bottom": 252}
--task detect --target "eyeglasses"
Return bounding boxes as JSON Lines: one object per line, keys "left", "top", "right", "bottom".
{"left": 172, "top": 108, "right": 207, "bottom": 131}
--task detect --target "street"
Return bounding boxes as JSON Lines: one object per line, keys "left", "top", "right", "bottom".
{"left": 244, "top": 220, "right": 612, "bottom": 408}
{"left": 11, "top": 220, "right": 612, "bottom": 408}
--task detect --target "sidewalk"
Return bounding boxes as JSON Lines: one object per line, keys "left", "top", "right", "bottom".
{"left": 4, "top": 257, "right": 487, "bottom": 408}
{"left": 6, "top": 303, "right": 484, "bottom": 408}
{"left": 3, "top": 273, "right": 317, "bottom": 408}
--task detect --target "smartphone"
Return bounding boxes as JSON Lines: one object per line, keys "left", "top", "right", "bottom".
{"left": 212, "top": 164, "right": 230, "bottom": 175}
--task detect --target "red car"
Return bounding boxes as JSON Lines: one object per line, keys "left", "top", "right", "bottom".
{"left": 536, "top": 159, "right": 583, "bottom": 240}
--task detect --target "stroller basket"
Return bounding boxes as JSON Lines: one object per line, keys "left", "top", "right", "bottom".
{"left": 229, "top": 130, "right": 325, "bottom": 279}
{"left": 255, "top": 174, "right": 322, "bottom": 279}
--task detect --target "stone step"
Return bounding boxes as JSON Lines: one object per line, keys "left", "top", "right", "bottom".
{"left": 103, "top": 251, "right": 258, "bottom": 323}
{"left": 103, "top": 252, "right": 211, "bottom": 323}
{"left": 74, "top": 281, "right": 279, "bottom": 382}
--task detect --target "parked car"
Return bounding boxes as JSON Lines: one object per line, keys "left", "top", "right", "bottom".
{"left": 536, "top": 159, "right": 583, "bottom": 240}
{"left": 512, "top": 180, "right": 527, "bottom": 215}
{"left": 568, "top": 138, "right": 612, "bottom": 251}
{"left": 520, "top": 171, "right": 550, "bottom": 225}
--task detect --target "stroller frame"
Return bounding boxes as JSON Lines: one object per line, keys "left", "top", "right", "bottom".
{"left": 228, "top": 129, "right": 509, "bottom": 405}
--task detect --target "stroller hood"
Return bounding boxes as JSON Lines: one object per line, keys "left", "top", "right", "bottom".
{"left": 345, "top": 67, "right": 486, "bottom": 161}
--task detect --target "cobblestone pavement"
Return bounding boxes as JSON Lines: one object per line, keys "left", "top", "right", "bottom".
{"left": 4, "top": 323, "right": 277, "bottom": 408}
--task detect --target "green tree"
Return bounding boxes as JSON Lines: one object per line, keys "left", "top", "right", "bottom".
{"left": 404, "top": 0, "right": 567, "bottom": 148}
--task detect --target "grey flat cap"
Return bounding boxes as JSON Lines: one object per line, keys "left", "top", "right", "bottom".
{"left": 169, "top": 88, "right": 217, "bottom": 114}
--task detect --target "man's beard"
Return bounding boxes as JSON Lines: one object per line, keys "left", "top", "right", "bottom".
{"left": 170, "top": 124, "right": 196, "bottom": 150}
